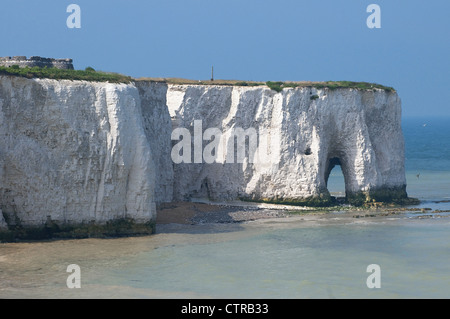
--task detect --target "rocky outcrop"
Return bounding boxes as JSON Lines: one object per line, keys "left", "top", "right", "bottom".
{"left": 167, "top": 84, "right": 407, "bottom": 205}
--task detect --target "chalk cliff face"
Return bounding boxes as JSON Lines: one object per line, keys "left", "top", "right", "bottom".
{"left": 135, "top": 81, "right": 173, "bottom": 203}
{"left": 167, "top": 84, "right": 407, "bottom": 205}
{"left": 0, "top": 76, "right": 157, "bottom": 227}
{"left": 0, "top": 75, "right": 408, "bottom": 233}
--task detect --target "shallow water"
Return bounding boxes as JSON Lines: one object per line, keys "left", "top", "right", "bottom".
{"left": 1, "top": 117, "right": 449, "bottom": 299}
{"left": 104, "top": 219, "right": 450, "bottom": 299}
{"left": 1, "top": 216, "right": 449, "bottom": 299}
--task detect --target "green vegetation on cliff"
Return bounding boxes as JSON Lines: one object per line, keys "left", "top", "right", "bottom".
{"left": 0, "top": 65, "right": 132, "bottom": 83}
{"left": 0, "top": 65, "right": 395, "bottom": 91}
{"left": 137, "top": 77, "right": 395, "bottom": 92}
{"left": 264, "top": 80, "right": 395, "bottom": 92}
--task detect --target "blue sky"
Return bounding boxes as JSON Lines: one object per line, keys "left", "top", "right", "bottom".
{"left": 1, "top": 0, "right": 449, "bottom": 117}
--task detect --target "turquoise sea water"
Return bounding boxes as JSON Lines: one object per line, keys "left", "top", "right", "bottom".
{"left": 403, "top": 117, "right": 450, "bottom": 205}
{"left": 98, "top": 221, "right": 450, "bottom": 299}
{"left": 0, "top": 116, "right": 449, "bottom": 299}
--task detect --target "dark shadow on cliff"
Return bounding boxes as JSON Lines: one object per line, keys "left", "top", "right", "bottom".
{"left": 0, "top": 217, "right": 155, "bottom": 243}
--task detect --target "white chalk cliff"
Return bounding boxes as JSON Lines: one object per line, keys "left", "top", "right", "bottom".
{"left": 167, "top": 84, "right": 406, "bottom": 205}
{"left": 0, "top": 76, "right": 159, "bottom": 228}
{"left": 0, "top": 75, "right": 408, "bottom": 232}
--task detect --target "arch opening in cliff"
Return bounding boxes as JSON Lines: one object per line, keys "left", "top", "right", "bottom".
{"left": 324, "top": 157, "right": 347, "bottom": 203}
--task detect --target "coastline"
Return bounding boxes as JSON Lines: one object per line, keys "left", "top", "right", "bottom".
{"left": 1, "top": 199, "right": 447, "bottom": 243}
{"left": 156, "top": 200, "right": 450, "bottom": 227}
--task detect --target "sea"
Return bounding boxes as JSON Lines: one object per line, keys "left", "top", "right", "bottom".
{"left": 0, "top": 116, "right": 449, "bottom": 299}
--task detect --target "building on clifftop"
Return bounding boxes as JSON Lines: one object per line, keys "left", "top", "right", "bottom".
{"left": 0, "top": 56, "right": 74, "bottom": 70}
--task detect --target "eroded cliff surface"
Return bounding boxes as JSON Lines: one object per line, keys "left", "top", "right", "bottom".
{"left": 167, "top": 84, "right": 407, "bottom": 205}
{"left": 0, "top": 76, "right": 157, "bottom": 229}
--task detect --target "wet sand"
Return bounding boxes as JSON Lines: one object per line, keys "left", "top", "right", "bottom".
{"left": 155, "top": 200, "right": 450, "bottom": 228}
{"left": 156, "top": 201, "right": 291, "bottom": 225}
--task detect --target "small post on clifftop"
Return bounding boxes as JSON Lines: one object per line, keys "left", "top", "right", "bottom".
{"left": 211, "top": 65, "right": 214, "bottom": 82}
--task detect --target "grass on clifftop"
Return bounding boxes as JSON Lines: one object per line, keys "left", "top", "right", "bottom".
{"left": 0, "top": 65, "right": 133, "bottom": 83}
{"left": 0, "top": 66, "right": 395, "bottom": 91}
{"left": 266, "top": 80, "right": 395, "bottom": 92}
{"left": 137, "top": 77, "right": 395, "bottom": 92}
